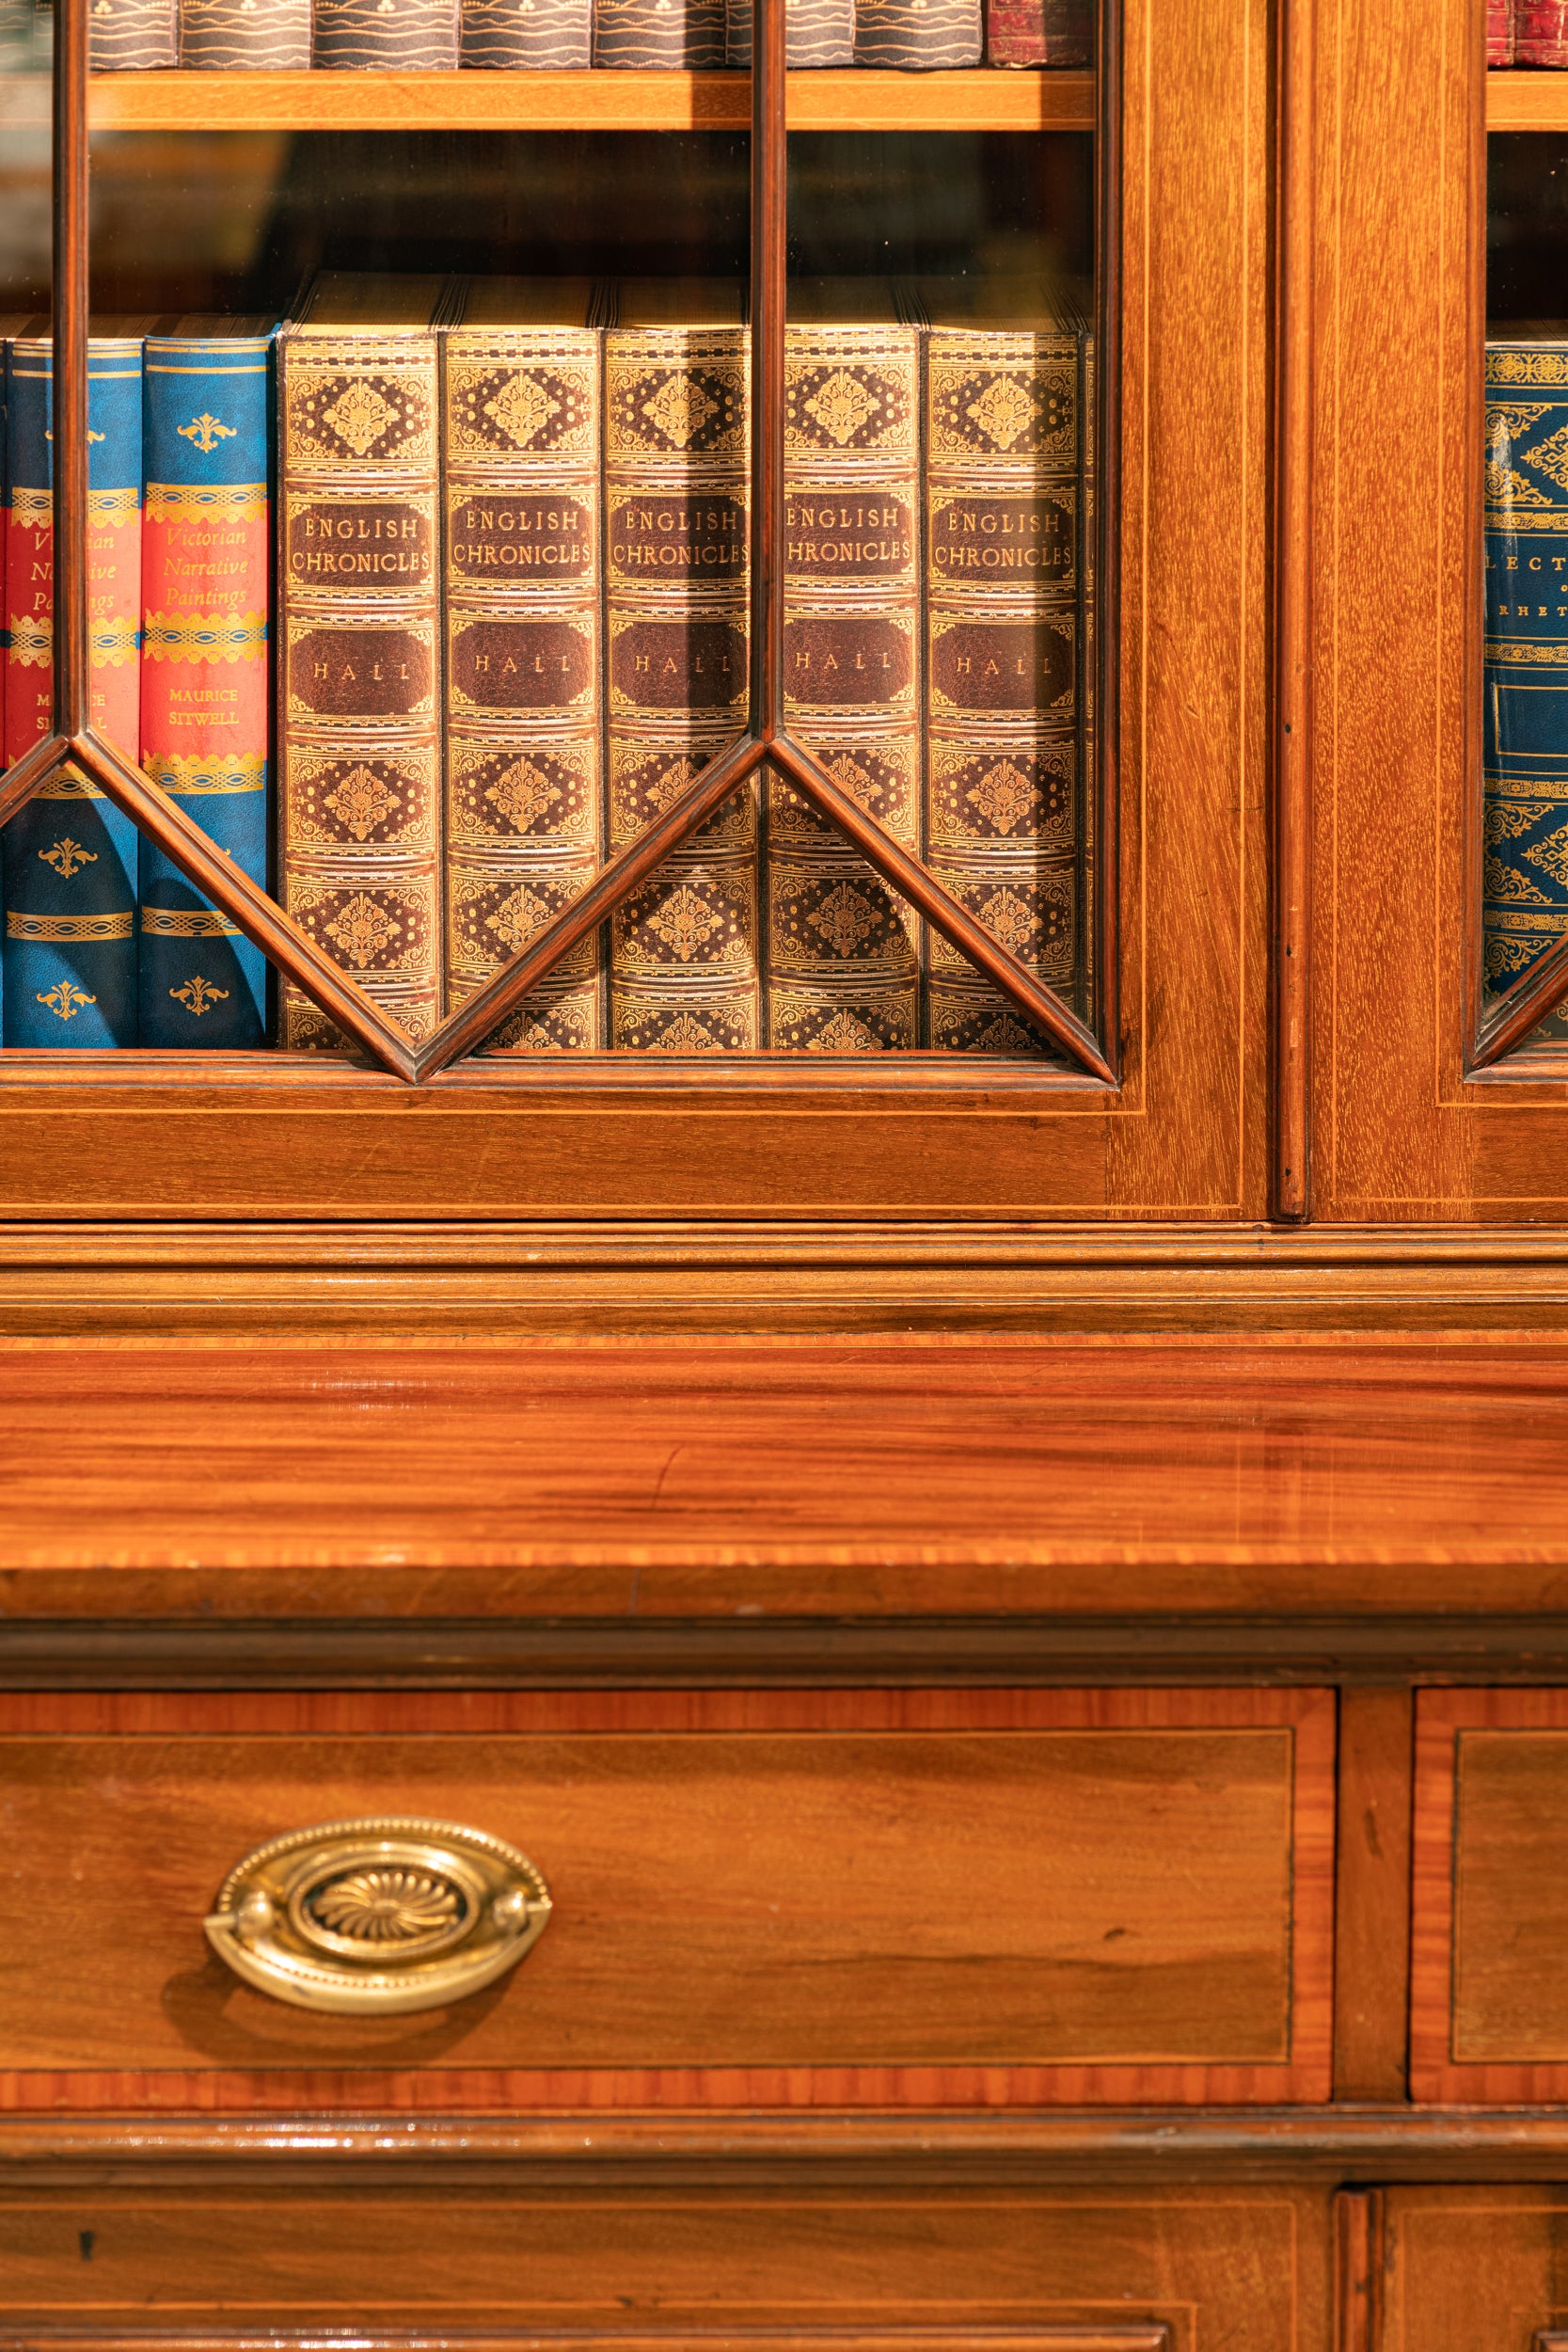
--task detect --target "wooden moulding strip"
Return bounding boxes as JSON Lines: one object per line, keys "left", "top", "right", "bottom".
{"left": 20, "top": 69, "right": 1099, "bottom": 134}
{"left": 1486, "top": 72, "right": 1568, "bottom": 132}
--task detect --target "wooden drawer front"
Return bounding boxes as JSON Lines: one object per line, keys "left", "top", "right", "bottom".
{"left": 0, "top": 2185, "right": 1325, "bottom": 2339}
{"left": 1379, "top": 2189, "right": 1568, "bottom": 2352}
{"left": 1412, "top": 1691, "right": 1568, "bottom": 2099}
{"left": 0, "top": 1690, "right": 1333, "bottom": 2108}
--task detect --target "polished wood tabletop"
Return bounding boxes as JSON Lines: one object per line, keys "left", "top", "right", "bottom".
{"left": 1, "top": 1337, "right": 1566, "bottom": 1620}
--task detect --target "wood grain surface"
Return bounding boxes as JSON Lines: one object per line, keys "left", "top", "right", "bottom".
{"left": 1378, "top": 2188, "right": 1568, "bottom": 2352}
{"left": 1332, "top": 1692, "right": 1412, "bottom": 2100}
{"left": 0, "top": 1340, "right": 1567, "bottom": 1617}
{"left": 0, "top": 1689, "right": 1334, "bottom": 2109}
{"left": 0, "top": 2181, "right": 1325, "bottom": 2336}
{"left": 1411, "top": 1690, "right": 1568, "bottom": 2100}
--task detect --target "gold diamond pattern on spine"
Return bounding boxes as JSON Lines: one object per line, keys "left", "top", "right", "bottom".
{"left": 443, "top": 327, "right": 604, "bottom": 1052}
{"left": 277, "top": 329, "right": 443, "bottom": 1051}
{"left": 604, "top": 323, "right": 753, "bottom": 1054}
{"left": 924, "top": 326, "right": 1085, "bottom": 1055}
{"left": 776, "top": 323, "right": 922, "bottom": 1052}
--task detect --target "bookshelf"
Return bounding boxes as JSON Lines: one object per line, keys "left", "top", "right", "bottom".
{"left": 1488, "top": 72, "right": 1568, "bottom": 129}
{"left": 0, "top": 66, "right": 1096, "bottom": 132}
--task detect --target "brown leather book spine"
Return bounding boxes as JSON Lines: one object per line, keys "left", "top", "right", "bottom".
{"left": 179, "top": 0, "right": 310, "bottom": 67}
{"left": 1516, "top": 0, "right": 1568, "bottom": 62}
{"left": 460, "top": 0, "right": 591, "bottom": 66}
{"left": 88, "top": 0, "right": 176, "bottom": 70}
{"left": 277, "top": 329, "right": 443, "bottom": 1052}
{"left": 443, "top": 327, "right": 603, "bottom": 1053}
{"left": 725, "top": 0, "right": 854, "bottom": 68}
{"left": 312, "top": 0, "right": 459, "bottom": 67}
{"left": 852, "top": 0, "right": 982, "bottom": 69}
{"left": 985, "top": 0, "right": 1092, "bottom": 66}
{"left": 773, "top": 324, "right": 921, "bottom": 1053}
{"left": 593, "top": 0, "right": 725, "bottom": 66}
{"left": 604, "top": 325, "right": 753, "bottom": 1053}
{"left": 924, "top": 326, "right": 1085, "bottom": 1054}
{"left": 1488, "top": 0, "right": 1516, "bottom": 63}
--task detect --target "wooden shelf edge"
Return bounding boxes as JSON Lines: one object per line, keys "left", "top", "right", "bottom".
{"left": 1488, "top": 70, "right": 1568, "bottom": 131}
{"left": 0, "top": 67, "right": 1094, "bottom": 133}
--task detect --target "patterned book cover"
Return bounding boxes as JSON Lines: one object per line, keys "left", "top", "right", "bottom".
{"left": 594, "top": 0, "right": 725, "bottom": 66}
{"left": 461, "top": 0, "right": 590, "bottom": 66}
{"left": 986, "top": 0, "right": 1091, "bottom": 67}
{"left": 138, "top": 329, "right": 272, "bottom": 1049}
{"left": 1517, "top": 0, "right": 1568, "bottom": 64}
{"left": 277, "top": 316, "right": 443, "bottom": 1050}
{"left": 725, "top": 0, "right": 853, "bottom": 69}
{"left": 180, "top": 0, "right": 309, "bottom": 68}
{"left": 604, "top": 310, "right": 752, "bottom": 1052}
{"left": 1489, "top": 0, "right": 1516, "bottom": 65}
{"left": 443, "top": 313, "right": 602, "bottom": 1052}
{"left": 88, "top": 0, "right": 176, "bottom": 69}
{"left": 1481, "top": 341, "right": 1568, "bottom": 1043}
{"left": 312, "top": 0, "right": 459, "bottom": 67}
{"left": 2, "top": 336, "right": 141, "bottom": 1047}
{"left": 924, "top": 325, "right": 1084, "bottom": 1053}
{"left": 773, "top": 321, "right": 920, "bottom": 1052}
{"left": 853, "top": 0, "right": 981, "bottom": 69}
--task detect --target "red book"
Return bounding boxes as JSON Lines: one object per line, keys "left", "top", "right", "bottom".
{"left": 987, "top": 0, "right": 1091, "bottom": 67}
{"left": 1518, "top": 0, "right": 1568, "bottom": 64}
{"left": 1491, "top": 0, "right": 1517, "bottom": 64}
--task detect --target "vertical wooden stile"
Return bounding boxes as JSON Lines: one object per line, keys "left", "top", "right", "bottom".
{"left": 1275, "top": 0, "right": 1314, "bottom": 1217}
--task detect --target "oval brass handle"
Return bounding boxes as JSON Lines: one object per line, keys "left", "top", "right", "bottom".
{"left": 204, "top": 1817, "right": 551, "bottom": 2015}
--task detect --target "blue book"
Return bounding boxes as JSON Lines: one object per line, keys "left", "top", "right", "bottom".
{"left": 138, "top": 327, "right": 273, "bottom": 1048}
{"left": 2, "top": 335, "right": 142, "bottom": 1048}
{"left": 1484, "top": 340, "right": 1568, "bottom": 1042}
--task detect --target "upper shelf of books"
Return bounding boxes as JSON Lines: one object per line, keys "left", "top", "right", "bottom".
{"left": 0, "top": 66, "right": 1094, "bottom": 131}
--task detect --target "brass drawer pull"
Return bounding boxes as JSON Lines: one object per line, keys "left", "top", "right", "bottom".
{"left": 204, "top": 1817, "right": 552, "bottom": 2014}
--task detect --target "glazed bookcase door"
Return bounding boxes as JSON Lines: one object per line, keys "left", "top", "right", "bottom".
{"left": 0, "top": 0, "right": 1269, "bottom": 1221}
{"left": 1300, "top": 0, "right": 1568, "bottom": 1219}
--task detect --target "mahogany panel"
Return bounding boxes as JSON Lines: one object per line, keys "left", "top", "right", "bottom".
{"left": 1332, "top": 1692, "right": 1412, "bottom": 2101}
{"left": 1411, "top": 1689, "right": 1568, "bottom": 2100}
{"left": 0, "top": 1689, "right": 1334, "bottom": 2109}
{"left": 4, "top": 1341, "right": 1568, "bottom": 1618}
{"left": 1379, "top": 2189, "right": 1568, "bottom": 2352}
{"left": 0, "top": 2184, "right": 1324, "bottom": 2339}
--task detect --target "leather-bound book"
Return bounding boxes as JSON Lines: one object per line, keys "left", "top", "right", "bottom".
{"left": 180, "top": 0, "right": 310, "bottom": 68}
{"left": 460, "top": 0, "right": 590, "bottom": 65}
{"left": 277, "top": 275, "right": 450, "bottom": 1052}
{"left": 594, "top": 0, "right": 725, "bottom": 67}
{"left": 772, "top": 291, "right": 920, "bottom": 1052}
{"left": 2, "top": 333, "right": 142, "bottom": 1047}
{"left": 853, "top": 0, "right": 981, "bottom": 69}
{"left": 88, "top": 0, "right": 176, "bottom": 70}
{"left": 725, "top": 0, "right": 853, "bottom": 69}
{"left": 313, "top": 0, "right": 459, "bottom": 68}
{"left": 1482, "top": 341, "right": 1568, "bottom": 1042}
{"left": 1489, "top": 0, "right": 1516, "bottom": 64}
{"left": 1517, "top": 2, "right": 1568, "bottom": 63}
{"left": 138, "top": 321, "right": 274, "bottom": 1049}
{"left": 604, "top": 281, "right": 753, "bottom": 1054}
{"left": 986, "top": 0, "right": 1091, "bottom": 67}
{"left": 443, "top": 280, "right": 603, "bottom": 1053}
{"left": 923, "top": 301, "right": 1085, "bottom": 1053}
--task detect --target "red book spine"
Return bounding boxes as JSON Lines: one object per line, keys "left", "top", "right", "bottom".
{"left": 1517, "top": 0, "right": 1568, "bottom": 64}
{"left": 986, "top": 0, "right": 1091, "bottom": 67}
{"left": 1490, "top": 0, "right": 1517, "bottom": 64}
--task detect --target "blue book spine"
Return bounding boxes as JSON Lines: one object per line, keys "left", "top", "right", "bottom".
{"left": 1485, "top": 342, "right": 1568, "bottom": 1043}
{"left": 138, "top": 335, "right": 272, "bottom": 1049}
{"left": 1, "top": 338, "right": 141, "bottom": 1049}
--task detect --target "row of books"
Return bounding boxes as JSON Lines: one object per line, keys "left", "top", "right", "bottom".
{"left": 0, "top": 272, "right": 1088, "bottom": 1056}
{"left": 1485, "top": 336, "right": 1568, "bottom": 1041}
{"left": 1490, "top": 0, "right": 1568, "bottom": 66}
{"left": 91, "top": 0, "right": 1089, "bottom": 71}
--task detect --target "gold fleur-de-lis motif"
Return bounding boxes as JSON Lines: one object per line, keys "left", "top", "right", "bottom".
{"left": 484, "top": 757, "right": 559, "bottom": 829}
{"left": 170, "top": 975, "right": 230, "bottom": 1017}
{"left": 965, "top": 760, "right": 1036, "bottom": 832}
{"left": 483, "top": 883, "right": 550, "bottom": 951}
{"left": 653, "top": 1010, "right": 719, "bottom": 1051}
{"left": 321, "top": 380, "right": 397, "bottom": 457}
{"left": 965, "top": 374, "right": 1038, "bottom": 452}
{"left": 485, "top": 373, "right": 558, "bottom": 450}
{"left": 36, "top": 980, "right": 97, "bottom": 1021}
{"left": 646, "top": 882, "right": 724, "bottom": 961}
{"left": 324, "top": 763, "right": 401, "bottom": 842}
{"left": 40, "top": 836, "right": 97, "bottom": 880}
{"left": 808, "top": 1009, "right": 878, "bottom": 1052}
{"left": 978, "top": 887, "right": 1039, "bottom": 957}
{"left": 803, "top": 369, "right": 880, "bottom": 447}
{"left": 807, "top": 882, "right": 878, "bottom": 957}
{"left": 177, "top": 413, "right": 238, "bottom": 454}
{"left": 642, "top": 372, "right": 719, "bottom": 449}
{"left": 325, "top": 891, "right": 401, "bottom": 968}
